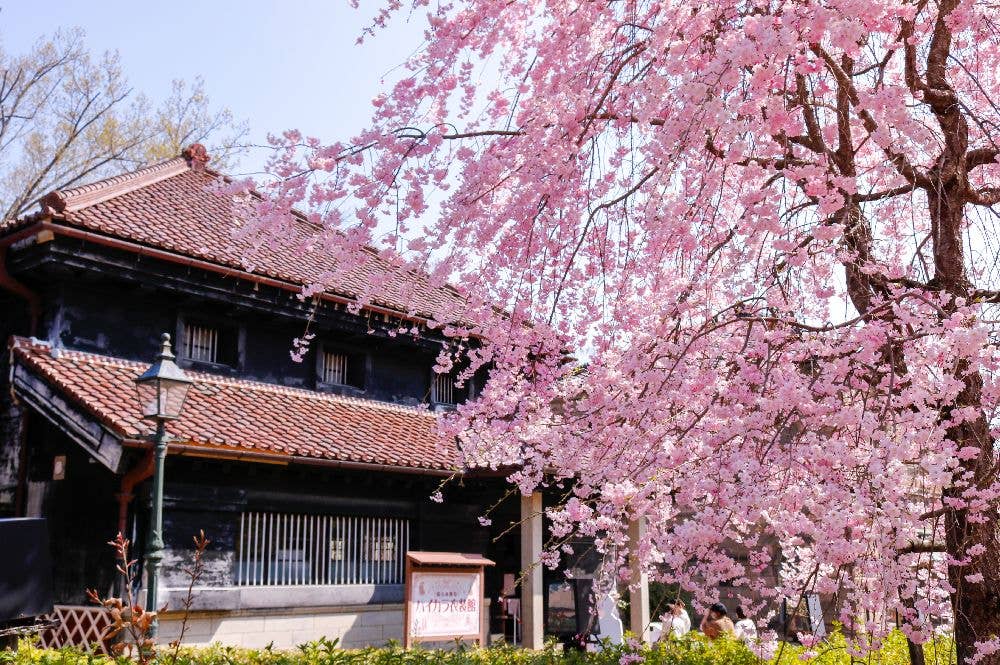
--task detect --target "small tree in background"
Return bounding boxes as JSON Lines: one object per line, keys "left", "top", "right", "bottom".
{"left": 0, "top": 29, "right": 247, "bottom": 220}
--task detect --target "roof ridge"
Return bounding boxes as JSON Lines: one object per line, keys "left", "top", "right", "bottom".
{"left": 10, "top": 337, "right": 438, "bottom": 419}
{"left": 45, "top": 156, "right": 462, "bottom": 299}
{"left": 40, "top": 157, "right": 194, "bottom": 215}
{"left": 3, "top": 146, "right": 473, "bottom": 323}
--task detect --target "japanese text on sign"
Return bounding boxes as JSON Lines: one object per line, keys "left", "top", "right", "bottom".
{"left": 409, "top": 572, "right": 480, "bottom": 638}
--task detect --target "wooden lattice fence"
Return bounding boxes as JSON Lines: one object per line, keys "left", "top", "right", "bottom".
{"left": 37, "top": 605, "right": 111, "bottom": 653}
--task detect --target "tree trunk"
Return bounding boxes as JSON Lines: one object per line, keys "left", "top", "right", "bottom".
{"left": 929, "top": 188, "right": 1000, "bottom": 665}
{"left": 943, "top": 382, "right": 1000, "bottom": 665}
{"left": 908, "top": 637, "right": 925, "bottom": 665}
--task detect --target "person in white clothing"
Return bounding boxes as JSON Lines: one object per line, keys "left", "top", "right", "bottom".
{"left": 593, "top": 590, "right": 624, "bottom": 646}
{"left": 666, "top": 600, "right": 692, "bottom": 638}
{"left": 733, "top": 608, "right": 758, "bottom": 643}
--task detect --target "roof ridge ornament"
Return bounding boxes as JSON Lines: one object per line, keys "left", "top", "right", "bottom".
{"left": 182, "top": 143, "right": 210, "bottom": 171}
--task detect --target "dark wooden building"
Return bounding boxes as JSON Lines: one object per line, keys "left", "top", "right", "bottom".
{"left": 0, "top": 146, "right": 586, "bottom": 648}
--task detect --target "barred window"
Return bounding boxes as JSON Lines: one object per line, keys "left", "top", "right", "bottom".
{"left": 183, "top": 323, "right": 218, "bottom": 363}
{"left": 369, "top": 536, "right": 397, "bottom": 562}
{"left": 320, "top": 351, "right": 348, "bottom": 385}
{"left": 431, "top": 372, "right": 455, "bottom": 405}
{"left": 179, "top": 318, "right": 239, "bottom": 367}
{"left": 316, "top": 346, "right": 365, "bottom": 390}
{"left": 237, "top": 512, "right": 409, "bottom": 586}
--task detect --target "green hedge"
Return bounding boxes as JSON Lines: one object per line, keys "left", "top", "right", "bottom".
{"left": 1, "top": 630, "right": 955, "bottom": 665}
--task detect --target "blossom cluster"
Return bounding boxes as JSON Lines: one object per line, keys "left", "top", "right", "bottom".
{"left": 219, "top": 0, "right": 1000, "bottom": 659}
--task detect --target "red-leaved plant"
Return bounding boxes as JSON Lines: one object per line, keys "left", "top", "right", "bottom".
{"left": 86, "top": 533, "right": 156, "bottom": 663}
{"left": 87, "top": 531, "right": 209, "bottom": 664}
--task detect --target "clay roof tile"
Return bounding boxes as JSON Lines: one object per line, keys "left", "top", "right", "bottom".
{"left": 8, "top": 150, "right": 466, "bottom": 319}
{"left": 10, "top": 337, "right": 458, "bottom": 473}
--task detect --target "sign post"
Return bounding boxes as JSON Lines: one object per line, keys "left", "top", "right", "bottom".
{"left": 806, "top": 594, "right": 826, "bottom": 638}
{"left": 403, "top": 551, "right": 495, "bottom": 648}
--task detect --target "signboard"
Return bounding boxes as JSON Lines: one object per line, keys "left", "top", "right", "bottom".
{"left": 806, "top": 594, "right": 826, "bottom": 638}
{"left": 403, "top": 551, "right": 495, "bottom": 647}
{"left": 409, "top": 572, "right": 481, "bottom": 637}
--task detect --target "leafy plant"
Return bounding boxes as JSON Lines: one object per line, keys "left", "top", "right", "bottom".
{"left": 2, "top": 629, "right": 957, "bottom": 665}
{"left": 86, "top": 534, "right": 156, "bottom": 663}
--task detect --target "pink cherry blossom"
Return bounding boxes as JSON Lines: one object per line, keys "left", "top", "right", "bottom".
{"left": 228, "top": 1, "right": 1000, "bottom": 660}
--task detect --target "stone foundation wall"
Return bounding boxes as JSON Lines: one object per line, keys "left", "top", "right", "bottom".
{"left": 158, "top": 604, "right": 403, "bottom": 650}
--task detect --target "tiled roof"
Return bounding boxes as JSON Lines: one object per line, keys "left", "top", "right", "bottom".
{"left": 3, "top": 150, "right": 466, "bottom": 319}
{"left": 11, "top": 337, "right": 457, "bottom": 473}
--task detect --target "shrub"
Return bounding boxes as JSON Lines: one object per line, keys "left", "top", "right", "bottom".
{"left": 768, "top": 630, "right": 956, "bottom": 665}
{"left": 1, "top": 630, "right": 956, "bottom": 665}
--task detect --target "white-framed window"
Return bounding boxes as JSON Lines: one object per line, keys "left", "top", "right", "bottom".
{"left": 182, "top": 323, "right": 219, "bottom": 363}
{"left": 237, "top": 512, "right": 409, "bottom": 586}
{"left": 320, "top": 350, "right": 348, "bottom": 385}
{"left": 431, "top": 372, "right": 456, "bottom": 405}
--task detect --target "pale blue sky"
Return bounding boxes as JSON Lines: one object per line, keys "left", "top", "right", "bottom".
{"left": 2, "top": 1, "right": 425, "bottom": 175}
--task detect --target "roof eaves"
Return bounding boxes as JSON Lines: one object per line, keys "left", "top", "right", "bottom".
{"left": 21, "top": 219, "right": 461, "bottom": 326}
{"left": 9, "top": 341, "right": 132, "bottom": 470}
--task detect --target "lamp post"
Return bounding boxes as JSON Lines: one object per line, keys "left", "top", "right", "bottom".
{"left": 134, "top": 333, "right": 192, "bottom": 637}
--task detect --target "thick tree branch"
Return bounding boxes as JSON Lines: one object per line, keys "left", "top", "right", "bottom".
{"left": 442, "top": 129, "right": 524, "bottom": 139}
{"left": 971, "top": 287, "right": 1000, "bottom": 303}
{"left": 811, "top": 44, "right": 931, "bottom": 187}
{"left": 967, "top": 147, "right": 999, "bottom": 170}
{"left": 855, "top": 184, "right": 918, "bottom": 202}
{"left": 793, "top": 73, "right": 826, "bottom": 155}
{"left": 899, "top": 542, "right": 946, "bottom": 555}
{"left": 705, "top": 133, "right": 806, "bottom": 170}
{"left": 967, "top": 186, "right": 1000, "bottom": 206}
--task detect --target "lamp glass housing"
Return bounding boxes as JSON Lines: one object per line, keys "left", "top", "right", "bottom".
{"left": 134, "top": 333, "right": 192, "bottom": 420}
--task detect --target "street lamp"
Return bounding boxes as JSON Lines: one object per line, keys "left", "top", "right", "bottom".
{"left": 134, "top": 333, "right": 192, "bottom": 636}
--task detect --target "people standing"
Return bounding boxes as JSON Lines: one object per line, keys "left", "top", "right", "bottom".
{"left": 733, "top": 608, "right": 757, "bottom": 643}
{"left": 667, "top": 600, "right": 692, "bottom": 638}
{"left": 699, "top": 603, "right": 736, "bottom": 639}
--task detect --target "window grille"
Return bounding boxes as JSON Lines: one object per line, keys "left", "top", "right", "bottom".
{"left": 183, "top": 324, "right": 218, "bottom": 363}
{"left": 237, "top": 512, "right": 409, "bottom": 586}
{"left": 320, "top": 351, "right": 348, "bottom": 385}
{"left": 431, "top": 372, "right": 455, "bottom": 405}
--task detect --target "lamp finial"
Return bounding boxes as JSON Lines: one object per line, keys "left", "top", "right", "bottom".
{"left": 159, "top": 333, "right": 175, "bottom": 360}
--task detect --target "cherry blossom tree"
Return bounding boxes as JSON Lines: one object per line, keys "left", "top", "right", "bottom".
{"left": 230, "top": 1, "right": 1000, "bottom": 661}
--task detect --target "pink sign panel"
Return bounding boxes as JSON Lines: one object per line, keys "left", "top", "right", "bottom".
{"left": 409, "top": 572, "right": 481, "bottom": 638}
